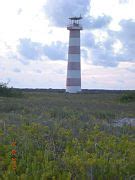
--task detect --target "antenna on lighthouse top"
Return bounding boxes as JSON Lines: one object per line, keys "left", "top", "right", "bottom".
{"left": 69, "top": 15, "right": 83, "bottom": 21}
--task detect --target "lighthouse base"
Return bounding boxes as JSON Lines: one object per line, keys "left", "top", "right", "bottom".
{"left": 66, "top": 86, "right": 81, "bottom": 93}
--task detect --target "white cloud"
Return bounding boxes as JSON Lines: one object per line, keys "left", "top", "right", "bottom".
{"left": 82, "top": 61, "right": 135, "bottom": 89}
{"left": 90, "top": 0, "right": 135, "bottom": 20}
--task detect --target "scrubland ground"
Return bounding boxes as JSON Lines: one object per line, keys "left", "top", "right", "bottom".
{"left": 0, "top": 91, "right": 135, "bottom": 179}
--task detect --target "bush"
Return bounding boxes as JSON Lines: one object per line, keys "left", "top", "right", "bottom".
{"left": 0, "top": 82, "right": 12, "bottom": 97}
{"left": 0, "top": 82, "right": 23, "bottom": 97}
{"left": 119, "top": 92, "right": 135, "bottom": 103}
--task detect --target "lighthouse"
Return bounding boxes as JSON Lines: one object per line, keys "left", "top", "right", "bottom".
{"left": 66, "top": 16, "right": 83, "bottom": 93}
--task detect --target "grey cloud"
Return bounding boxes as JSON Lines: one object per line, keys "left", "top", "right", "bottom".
{"left": 81, "top": 31, "right": 118, "bottom": 67}
{"left": 18, "top": 39, "right": 42, "bottom": 60}
{"left": 81, "top": 48, "right": 88, "bottom": 59}
{"left": 107, "top": 19, "right": 135, "bottom": 62}
{"left": 17, "top": 19, "right": 135, "bottom": 67}
{"left": 55, "top": 69, "right": 65, "bottom": 75}
{"left": 35, "top": 69, "right": 42, "bottom": 74}
{"left": 83, "top": 19, "right": 135, "bottom": 67}
{"left": 91, "top": 16, "right": 111, "bottom": 29}
{"left": 126, "top": 67, "right": 135, "bottom": 73}
{"left": 91, "top": 47, "right": 118, "bottom": 67}
{"left": 44, "top": 0, "right": 111, "bottom": 29}
{"left": 82, "top": 32, "right": 96, "bottom": 48}
{"left": 18, "top": 38, "right": 67, "bottom": 61}
{"left": 44, "top": 0, "right": 90, "bottom": 27}
{"left": 116, "top": 19, "right": 135, "bottom": 61}
{"left": 13, "top": 68, "right": 21, "bottom": 73}
{"left": 119, "top": 0, "right": 129, "bottom": 4}
{"left": 83, "top": 15, "right": 112, "bottom": 29}
{"left": 43, "top": 41, "right": 67, "bottom": 60}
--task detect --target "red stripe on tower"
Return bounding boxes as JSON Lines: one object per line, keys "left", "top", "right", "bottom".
{"left": 66, "top": 78, "right": 81, "bottom": 86}
{"left": 68, "top": 46, "right": 80, "bottom": 54}
{"left": 68, "top": 62, "right": 80, "bottom": 70}
{"left": 70, "top": 30, "right": 80, "bottom": 38}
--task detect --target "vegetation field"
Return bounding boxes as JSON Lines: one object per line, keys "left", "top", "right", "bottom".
{"left": 0, "top": 90, "right": 135, "bottom": 179}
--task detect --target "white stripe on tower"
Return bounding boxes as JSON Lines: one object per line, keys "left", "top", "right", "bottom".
{"left": 69, "top": 38, "right": 80, "bottom": 46}
{"left": 66, "top": 21, "right": 83, "bottom": 93}
{"left": 68, "top": 54, "right": 80, "bottom": 62}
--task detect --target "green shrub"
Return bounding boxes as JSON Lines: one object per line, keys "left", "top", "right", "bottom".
{"left": 119, "top": 92, "right": 135, "bottom": 103}
{"left": 0, "top": 82, "right": 23, "bottom": 97}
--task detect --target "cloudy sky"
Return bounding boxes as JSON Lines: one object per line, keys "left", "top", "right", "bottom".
{"left": 0, "top": 0, "right": 135, "bottom": 89}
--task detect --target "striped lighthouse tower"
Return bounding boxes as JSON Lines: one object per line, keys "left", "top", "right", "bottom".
{"left": 66, "top": 16, "right": 83, "bottom": 93}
